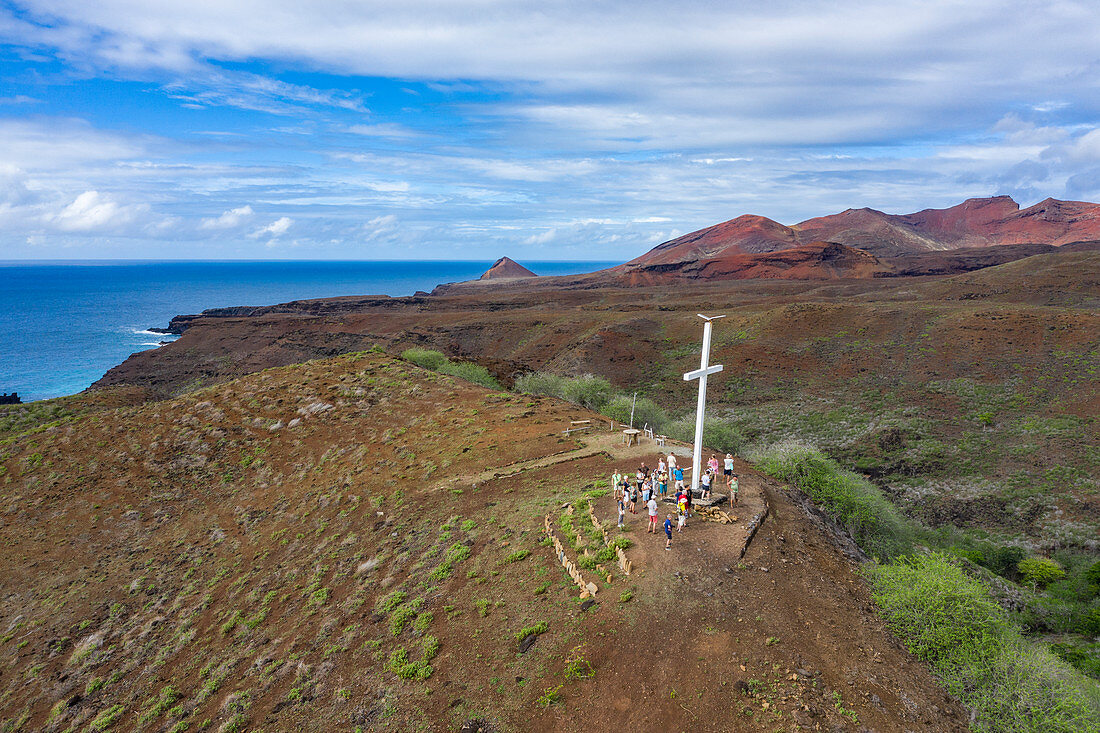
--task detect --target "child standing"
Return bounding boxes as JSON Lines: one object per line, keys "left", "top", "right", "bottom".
{"left": 664, "top": 515, "right": 673, "bottom": 549}
{"left": 618, "top": 494, "right": 626, "bottom": 528}
{"left": 729, "top": 474, "right": 739, "bottom": 508}
{"left": 701, "top": 470, "right": 712, "bottom": 500}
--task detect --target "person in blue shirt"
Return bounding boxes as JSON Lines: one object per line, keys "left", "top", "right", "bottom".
{"left": 664, "top": 514, "right": 673, "bottom": 549}
{"left": 673, "top": 466, "right": 685, "bottom": 491}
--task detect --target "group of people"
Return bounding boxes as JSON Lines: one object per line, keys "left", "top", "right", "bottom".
{"left": 611, "top": 451, "right": 740, "bottom": 550}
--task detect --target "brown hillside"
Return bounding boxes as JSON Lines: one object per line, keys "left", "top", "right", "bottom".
{"left": 0, "top": 352, "right": 969, "bottom": 731}
{"left": 87, "top": 251, "right": 1100, "bottom": 555}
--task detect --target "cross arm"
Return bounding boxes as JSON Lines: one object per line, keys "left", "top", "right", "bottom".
{"left": 683, "top": 364, "right": 723, "bottom": 381}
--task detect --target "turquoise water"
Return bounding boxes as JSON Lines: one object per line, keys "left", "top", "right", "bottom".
{"left": 0, "top": 260, "right": 616, "bottom": 402}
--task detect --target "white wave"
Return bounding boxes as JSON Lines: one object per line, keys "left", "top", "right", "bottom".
{"left": 139, "top": 341, "right": 167, "bottom": 346}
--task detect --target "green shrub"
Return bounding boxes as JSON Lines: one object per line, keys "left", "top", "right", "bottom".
{"left": 865, "top": 553, "right": 1100, "bottom": 733}
{"left": 746, "top": 440, "right": 914, "bottom": 561}
{"left": 599, "top": 395, "right": 666, "bottom": 430}
{"left": 664, "top": 415, "right": 744, "bottom": 455}
{"left": 536, "top": 684, "right": 562, "bottom": 708}
{"left": 504, "top": 549, "right": 530, "bottom": 563}
{"left": 1079, "top": 607, "right": 1100, "bottom": 636}
{"left": 446, "top": 543, "right": 471, "bottom": 563}
{"left": 396, "top": 660, "right": 433, "bottom": 680}
{"left": 608, "top": 537, "right": 632, "bottom": 551}
{"left": 400, "top": 348, "right": 500, "bottom": 389}
{"left": 428, "top": 560, "right": 453, "bottom": 581}
{"left": 413, "top": 612, "right": 433, "bottom": 633}
{"left": 422, "top": 635, "right": 440, "bottom": 660}
{"left": 559, "top": 375, "right": 615, "bottom": 411}
{"left": 390, "top": 604, "right": 418, "bottom": 636}
{"left": 514, "top": 621, "right": 548, "bottom": 641}
{"left": 1084, "top": 560, "right": 1100, "bottom": 591}
{"left": 376, "top": 590, "right": 406, "bottom": 614}
{"left": 401, "top": 348, "right": 447, "bottom": 371}
{"left": 387, "top": 647, "right": 408, "bottom": 672}
{"left": 88, "top": 705, "right": 125, "bottom": 731}
{"left": 1018, "top": 557, "right": 1067, "bottom": 587}
{"left": 514, "top": 372, "right": 565, "bottom": 398}
{"left": 439, "top": 360, "right": 500, "bottom": 389}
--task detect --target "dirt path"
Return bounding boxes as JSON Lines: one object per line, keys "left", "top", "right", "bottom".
{"left": 446, "top": 430, "right": 701, "bottom": 489}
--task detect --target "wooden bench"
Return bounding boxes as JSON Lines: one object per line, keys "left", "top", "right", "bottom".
{"left": 563, "top": 419, "right": 594, "bottom": 437}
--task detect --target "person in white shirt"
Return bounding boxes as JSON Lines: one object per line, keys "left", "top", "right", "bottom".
{"left": 646, "top": 496, "right": 659, "bottom": 532}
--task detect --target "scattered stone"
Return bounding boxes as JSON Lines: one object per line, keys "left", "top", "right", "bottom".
{"left": 518, "top": 634, "right": 538, "bottom": 654}
{"left": 579, "top": 599, "right": 596, "bottom": 612}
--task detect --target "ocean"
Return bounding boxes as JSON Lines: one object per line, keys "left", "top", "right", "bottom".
{"left": 0, "top": 260, "right": 618, "bottom": 402}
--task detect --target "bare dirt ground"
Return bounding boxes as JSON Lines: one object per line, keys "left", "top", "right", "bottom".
{"left": 516, "top": 440, "right": 968, "bottom": 733}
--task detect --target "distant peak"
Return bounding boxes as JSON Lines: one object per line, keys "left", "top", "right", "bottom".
{"left": 480, "top": 257, "right": 536, "bottom": 280}
{"left": 962, "top": 195, "right": 1019, "bottom": 208}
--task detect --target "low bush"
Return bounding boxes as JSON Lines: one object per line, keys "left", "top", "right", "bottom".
{"left": 514, "top": 372, "right": 566, "bottom": 399}
{"left": 514, "top": 372, "right": 614, "bottom": 411}
{"left": 438, "top": 360, "right": 500, "bottom": 389}
{"left": 400, "top": 348, "right": 447, "bottom": 371}
{"left": 400, "top": 348, "right": 500, "bottom": 389}
{"left": 599, "top": 395, "right": 666, "bottom": 430}
{"left": 514, "top": 621, "right": 548, "bottom": 641}
{"left": 746, "top": 440, "right": 914, "bottom": 561}
{"left": 663, "top": 415, "right": 745, "bottom": 456}
{"left": 1018, "top": 557, "right": 1067, "bottom": 588}
{"left": 504, "top": 549, "right": 530, "bottom": 563}
{"left": 865, "top": 553, "right": 1100, "bottom": 733}
{"left": 559, "top": 375, "right": 615, "bottom": 411}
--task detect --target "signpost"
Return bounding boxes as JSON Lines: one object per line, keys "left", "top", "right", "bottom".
{"left": 683, "top": 314, "right": 725, "bottom": 493}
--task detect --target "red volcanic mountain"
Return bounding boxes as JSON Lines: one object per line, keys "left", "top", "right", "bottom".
{"left": 480, "top": 256, "right": 537, "bottom": 279}
{"left": 625, "top": 196, "right": 1100, "bottom": 278}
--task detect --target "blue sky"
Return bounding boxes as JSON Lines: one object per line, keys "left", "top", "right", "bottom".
{"left": 2, "top": 0, "right": 1099, "bottom": 261}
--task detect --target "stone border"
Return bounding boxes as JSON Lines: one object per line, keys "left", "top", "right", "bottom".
{"left": 585, "top": 499, "right": 631, "bottom": 576}
{"left": 543, "top": 512, "right": 599, "bottom": 598}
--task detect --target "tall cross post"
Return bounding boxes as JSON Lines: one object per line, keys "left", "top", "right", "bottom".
{"left": 683, "top": 314, "right": 725, "bottom": 494}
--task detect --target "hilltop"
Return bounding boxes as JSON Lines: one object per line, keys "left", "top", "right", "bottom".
{"left": 0, "top": 351, "right": 971, "bottom": 731}
{"left": 479, "top": 257, "right": 536, "bottom": 280}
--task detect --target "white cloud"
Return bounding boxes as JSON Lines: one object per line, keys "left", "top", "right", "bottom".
{"left": 2, "top": 2, "right": 1100, "bottom": 259}
{"left": 522, "top": 228, "right": 557, "bottom": 245}
{"left": 50, "top": 190, "right": 146, "bottom": 232}
{"left": 345, "top": 123, "right": 422, "bottom": 139}
{"left": 200, "top": 205, "right": 254, "bottom": 229}
{"left": 251, "top": 216, "right": 293, "bottom": 238}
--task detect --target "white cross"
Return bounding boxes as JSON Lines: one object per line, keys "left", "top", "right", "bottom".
{"left": 683, "top": 314, "right": 725, "bottom": 494}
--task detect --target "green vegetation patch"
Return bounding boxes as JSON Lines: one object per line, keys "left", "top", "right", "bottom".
{"left": 401, "top": 349, "right": 501, "bottom": 389}
{"left": 747, "top": 440, "right": 914, "bottom": 561}
{"left": 865, "top": 553, "right": 1099, "bottom": 733}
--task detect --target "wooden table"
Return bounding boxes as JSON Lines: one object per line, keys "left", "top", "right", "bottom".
{"left": 622, "top": 428, "right": 642, "bottom": 446}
